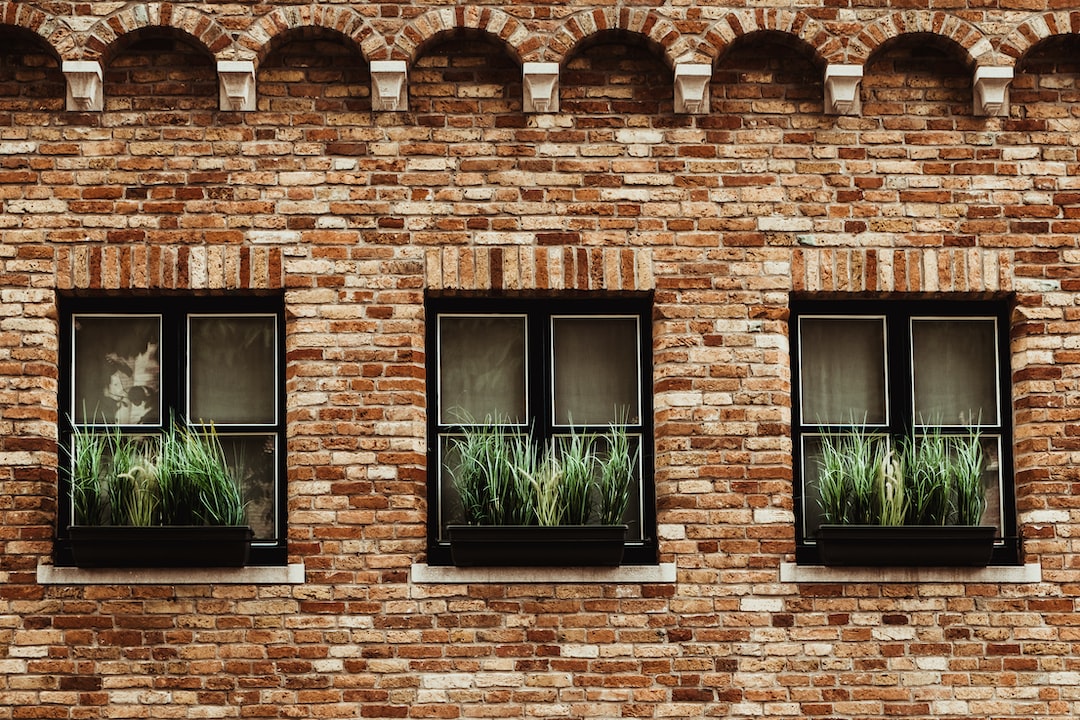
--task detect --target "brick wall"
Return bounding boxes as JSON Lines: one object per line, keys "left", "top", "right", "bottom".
{"left": 2, "top": 2, "right": 1080, "bottom": 718}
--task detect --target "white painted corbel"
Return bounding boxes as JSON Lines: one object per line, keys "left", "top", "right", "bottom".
{"left": 973, "top": 66, "right": 1012, "bottom": 117}
{"left": 62, "top": 60, "right": 103, "bottom": 112}
{"left": 522, "top": 62, "right": 559, "bottom": 113}
{"left": 218, "top": 60, "right": 256, "bottom": 112}
{"left": 673, "top": 63, "right": 712, "bottom": 114}
{"left": 824, "top": 64, "right": 863, "bottom": 115}
{"left": 370, "top": 60, "right": 408, "bottom": 112}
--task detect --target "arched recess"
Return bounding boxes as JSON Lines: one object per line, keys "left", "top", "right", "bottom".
{"left": 390, "top": 7, "right": 531, "bottom": 66}
{"left": 101, "top": 26, "right": 218, "bottom": 112}
{"left": 258, "top": 26, "right": 371, "bottom": 114}
{"left": 1009, "top": 33, "right": 1080, "bottom": 111}
{"left": 0, "top": 2, "right": 67, "bottom": 59}
{"left": 559, "top": 29, "right": 674, "bottom": 117}
{"left": 699, "top": 9, "right": 840, "bottom": 68}
{"left": 861, "top": 32, "right": 976, "bottom": 119}
{"left": 246, "top": 4, "right": 389, "bottom": 66}
{"left": 710, "top": 30, "right": 825, "bottom": 114}
{"left": 410, "top": 28, "right": 522, "bottom": 118}
{"left": 849, "top": 11, "right": 996, "bottom": 68}
{"left": 1000, "top": 12, "right": 1080, "bottom": 63}
{"left": 82, "top": 3, "right": 231, "bottom": 64}
{"left": 548, "top": 7, "right": 686, "bottom": 68}
{"left": 0, "top": 24, "right": 65, "bottom": 110}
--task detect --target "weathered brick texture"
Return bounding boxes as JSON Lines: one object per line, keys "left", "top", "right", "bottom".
{"left": 2, "top": 2, "right": 1080, "bottom": 719}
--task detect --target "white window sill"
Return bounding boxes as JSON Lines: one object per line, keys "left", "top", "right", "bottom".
{"left": 411, "top": 562, "right": 676, "bottom": 584}
{"left": 37, "top": 562, "right": 305, "bottom": 585}
{"left": 780, "top": 562, "right": 1041, "bottom": 584}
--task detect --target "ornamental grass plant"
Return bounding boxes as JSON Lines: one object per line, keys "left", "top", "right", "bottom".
{"left": 450, "top": 416, "right": 638, "bottom": 528}
{"left": 815, "top": 424, "right": 987, "bottom": 528}
{"left": 67, "top": 420, "right": 247, "bottom": 527}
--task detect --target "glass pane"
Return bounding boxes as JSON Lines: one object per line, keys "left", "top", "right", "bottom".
{"left": 552, "top": 316, "right": 640, "bottom": 426}
{"left": 801, "top": 435, "right": 827, "bottom": 539}
{"left": 912, "top": 318, "right": 999, "bottom": 426}
{"left": 189, "top": 315, "right": 277, "bottom": 425}
{"left": 218, "top": 434, "right": 278, "bottom": 541}
{"left": 439, "top": 315, "right": 526, "bottom": 425}
{"left": 979, "top": 434, "right": 1003, "bottom": 535}
{"left": 73, "top": 315, "right": 161, "bottom": 425}
{"left": 438, "top": 434, "right": 466, "bottom": 540}
{"left": 799, "top": 317, "right": 886, "bottom": 426}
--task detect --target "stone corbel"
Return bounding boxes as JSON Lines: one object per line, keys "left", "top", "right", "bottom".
{"left": 371, "top": 60, "right": 408, "bottom": 112}
{"left": 673, "top": 63, "right": 712, "bottom": 114}
{"left": 522, "top": 62, "right": 559, "bottom": 113}
{"left": 62, "top": 60, "right": 103, "bottom": 112}
{"left": 824, "top": 64, "right": 863, "bottom": 115}
{"left": 218, "top": 60, "right": 256, "bottom": 112}
{"left": 973, "top": 66, "right": 1012, "bottom": 117}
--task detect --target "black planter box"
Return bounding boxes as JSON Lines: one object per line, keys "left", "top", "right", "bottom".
{"left": 68, "top": 526, "right": 253, "bottom": 568}
{"left": 816, "top": 525, "right": 997, "bottom": 567}
{"left": 447, "top": 525, "right": 628, "bottom": 567}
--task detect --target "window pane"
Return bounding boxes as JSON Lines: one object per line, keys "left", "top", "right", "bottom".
{"left": 801, "top": 435, "right": 827, "bottom": 539}
{"left": 912, "top": 318, "right": 998, "bottom": 426}
{"left": 73, "top": 315, "right": 161, "bottom": 425}
{"left": 979, "top": 434, "right": 1003, "bottom": 535}
{"left": 217, "top": 434, "right": 278, "bottom": 541}
{"left": 439, "top": 315, "right": 526, "bottom": 424}
{"left": 189, "top": 316, "right": 277, "bottom": 425}
{"left": 437, "top": 434, "right": 466, "bottom": 541}
{"left": 552, "top": 316, "right": 640, "bottom": 426}
{"left": 799, "top": 317, "right": 886, "bottom": 426}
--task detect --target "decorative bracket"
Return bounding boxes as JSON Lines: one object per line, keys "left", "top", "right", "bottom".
{"left": 62, "top": 60, "right": 103, "bottom": 112}
{"left": 824, "top": 64, "right": 863, "bottom": 115}
{"left": 973, "top": 66, "right": 1012, "bottom": 117}
{"left": 522, "top": 62, "right": 560, "bottom": 113}
{"left": 370, "top": 60, "right": 408, "bottom": 112}
{"left": 218, "top": 60, "right": 256, "bottom": 112}
{"left": 673, "top": 63, "right": 712, "bottom": 114}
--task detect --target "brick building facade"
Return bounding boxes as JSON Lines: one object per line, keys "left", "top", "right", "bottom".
{"left": 2, "top": 1, "right": 1079, "bottom": 718}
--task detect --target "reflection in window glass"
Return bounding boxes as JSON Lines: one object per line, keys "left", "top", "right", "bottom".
{"left": 799, "top": 317, "right": 886, "bottom": 425}
{"left": 218, "top": 433, "right": 278, "bottom": 540}
{"left": 552, "top": 316, "right": 640, "bottom": 426}
{"left": 439, "top": 315, "right": 526, "bottom": 424}
{"left": 189, "top": 315, "right": 277, "bottom": 425}
{"left": 73, "top": 315, "right": 161, "bottom": 425}
{"left": 912, "top": 318, "right": 998, "bottom": 426}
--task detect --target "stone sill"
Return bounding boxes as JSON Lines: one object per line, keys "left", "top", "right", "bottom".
{"left": 37, "top": 562, "right": 305, "bottom": 585}
{"left": 411, "top": 562, "right": 677, "bottom": 584}
{"left": 780, "top": 562, "right": 1042, "bottom": 584}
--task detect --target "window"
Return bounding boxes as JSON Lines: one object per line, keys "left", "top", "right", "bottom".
{"left": 56, "top": 296, "right": 286, "bottom": 566}
{"left": 426, "top": 295, "right": 656, "bottom": 565}
{"left": 790, "top": 297, "right": 1018, "bottom": 565}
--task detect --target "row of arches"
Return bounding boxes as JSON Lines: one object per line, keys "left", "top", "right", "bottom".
{"left": 8, "top": 2, "right": 1080, "bottom": 72}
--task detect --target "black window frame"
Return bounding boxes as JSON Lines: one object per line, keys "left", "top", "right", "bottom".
{"left": 55, "top": 294, "right": 288, "bottom": 567}
{"left": 790, "top": 296, "right": 1020, "bottom": 566}
{"left": 425, "top": 293, "right": 657, "bottom": 566}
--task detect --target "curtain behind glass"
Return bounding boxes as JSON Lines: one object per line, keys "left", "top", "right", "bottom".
{"left": 911, "top": 318, "right": 998, "bottom": 426}
{"left": 799, "top": 317, "right": 887, "bottom": 426}
{"left": 189, "top": 315, "right": 277, "bottom": 425}
{"left": 552, "top": 316, "right": 640, "bottom": 426}
{"left": 439, "top": 315, "right": 526, "bottom": 424}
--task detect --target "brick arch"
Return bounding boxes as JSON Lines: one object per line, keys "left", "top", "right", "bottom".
{"left": 244, "top": 4, "right": 389, "bottom": 65}
{"left": 849, "top": 11, "right": 997, "bottom": 67}
{"left": 82, "top": 3, "right": 232, "bottom": 63}
{"left": 0, "top": 2, "right": 68, "bottom": 60}
{"left": 698, "top": 9, "right": 841, "bottom": 67}
{"left": 389, "top": 7, "right": 532, "bottom": 65}
{"left": 548, "top": 8, "right": 686, "bottom": 67}
{"left": 1000, "top": 12, "right": 1080, "bottom": 63}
